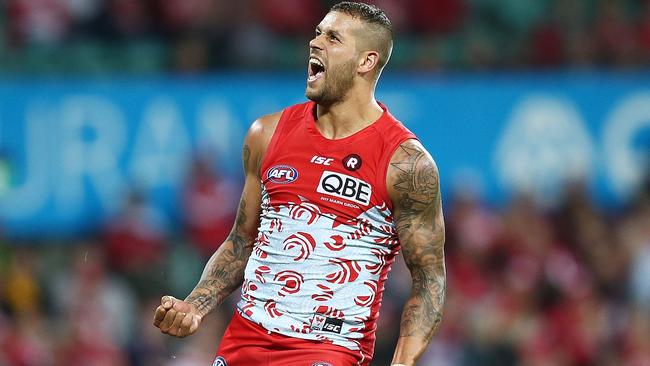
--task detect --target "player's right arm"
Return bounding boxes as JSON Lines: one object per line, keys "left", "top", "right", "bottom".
{"left": 153, "top": 112, "right": 281, "bottom": 338}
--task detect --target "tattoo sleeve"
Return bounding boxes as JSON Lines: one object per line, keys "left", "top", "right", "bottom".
{"left": 185, "top": 143, "right": 260, "bottom": 317}
{"left": 389, "top": 142, "right": 446, "bottom": 363}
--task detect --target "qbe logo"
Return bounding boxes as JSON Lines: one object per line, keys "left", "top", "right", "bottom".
{"left": 317, "top": 171, "right": 372, "bottom": 206}
{"left": 267, "top": 165, "right": 298, "bottom": 184}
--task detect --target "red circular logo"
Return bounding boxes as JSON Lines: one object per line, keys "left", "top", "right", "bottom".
{"left": 342, "top": 154, "right": 362, "bottom": 171}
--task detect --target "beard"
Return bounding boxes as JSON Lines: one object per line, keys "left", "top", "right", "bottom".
{"left": 306, "top": 58, "right": 357, "bottom": 105}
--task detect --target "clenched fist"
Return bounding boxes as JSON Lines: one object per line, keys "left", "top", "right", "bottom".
{"left": 153, "top": 295, "right": 202, "bottom": 338}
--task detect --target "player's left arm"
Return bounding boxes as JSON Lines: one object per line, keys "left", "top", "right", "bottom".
{"left": 387, "top": 139, "right": 446, "bottom": 366}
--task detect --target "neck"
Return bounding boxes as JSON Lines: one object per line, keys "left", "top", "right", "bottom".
{"left": 314, "top": 90, "right": 383, "bottom": 140}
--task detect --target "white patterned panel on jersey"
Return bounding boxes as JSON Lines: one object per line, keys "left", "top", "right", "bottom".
{"left": 238, "top": 187, "right": 398, "bottom": 352}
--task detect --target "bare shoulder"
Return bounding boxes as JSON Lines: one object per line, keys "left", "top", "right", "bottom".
{"left": 386, "top": 139, "right": 441, "bottom": 225}
{"left": 246, "top": 110, "right": 283, "bottom": 150}
{"left": 244, "top": 110, "right": 283, "bottom": 174}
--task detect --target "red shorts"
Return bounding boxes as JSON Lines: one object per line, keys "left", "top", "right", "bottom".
{"left": 214, "top": 311, "right": 365, "bottom": 366}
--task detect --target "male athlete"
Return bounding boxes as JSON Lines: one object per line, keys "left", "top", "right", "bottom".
{"left": 154, "top": 2, "right": 446, "bottom": 365}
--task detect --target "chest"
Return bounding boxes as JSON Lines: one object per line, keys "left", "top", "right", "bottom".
{"left": 262, "top": 148, "right": 387, "bottom": 217}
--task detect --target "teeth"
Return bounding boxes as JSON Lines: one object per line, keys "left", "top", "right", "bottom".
{"left": 309, "top": 57, "right": 324, "bottom": 68}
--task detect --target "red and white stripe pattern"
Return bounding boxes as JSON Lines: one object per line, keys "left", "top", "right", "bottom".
{"left": 242, "top": 279, "right": 258, "bottom": 293}
{"left": 311, "top": 284, "right": 334, "bottom": 301}
{"left": 289, "top": 200, "right": 321, "bottom": 225}
{"left": 282, "top": 232, "right": 316, "bottom": 261}
{"left": 326, "top": 258, "right": 361, "bottom": 284}
{"left": 376, "top": 202, "right": 392, "bottom": 219}
{"left": 241, "top": 301, "right": 255, "bottom": 317}
{"left": 274, "top": 270, "right": 304, "bottom": 297}
{"left": 365, "top": 248, "right": 389, "bottom": 275}
{"left": 290, "top": 323, "right": 312, "bottom": 334}
{"left": 347, "top": 218, "right": 372, "bottom": 240}
{"left": 348, "top": 316, "right": 369, "bottom": 333}
{"left": 374, "top": 224, "right": 399, "bottom": 247}
{"left": 239, "top": 202, "right": 400, "bottom": 355}
{"left": 316, "top": 334, "right": 334, "bottom": 344}
{"left": 264, "top": 299, "right": 284, "bottom": 318}
{"left": 354, "top": 281, "right": 378, "bottom": 307}
{"left": 254, "top": 233, "right": 270, "bottom": 259}
{"left": 269, "top": 218, "right": 284, "bottom": 233}
{"left": 313, "top": 305, "right": 345, "bottom": 319}
{"left": 254, "top": 265, "right": 271, "bottom": 283}
{"left": 324, "top": 235, "right": 346, "bottom": 251}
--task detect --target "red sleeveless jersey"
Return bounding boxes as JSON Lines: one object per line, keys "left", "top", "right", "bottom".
{"left": 237, "top": 101, "right": 416, "bottom": 364}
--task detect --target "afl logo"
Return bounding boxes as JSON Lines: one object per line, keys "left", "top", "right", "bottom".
{"left": 212, "top": 356, "right": 227, "bottom": 366}
{"left": 267, "top": 165, "right": 298, "bottom": 184}
{"left": 343, "top": 154, "right": 362, "bottom": 171}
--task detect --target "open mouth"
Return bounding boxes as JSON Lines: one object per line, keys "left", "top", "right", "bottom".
{"left": 308, "top": 57, "right": 326, "bottom": 83}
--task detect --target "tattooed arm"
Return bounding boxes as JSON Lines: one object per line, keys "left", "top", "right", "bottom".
{"left": 387, "top": 139, "right": 446, "bottom": 365}
{"left": 153, "top": 112, "right": 281, "bottom": 338}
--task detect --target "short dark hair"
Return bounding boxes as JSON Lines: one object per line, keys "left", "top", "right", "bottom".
{"left": 330, "top": 2, "right": 393, "bottom": 78}
{"left": 330, "top": 2, "right": 393, "bottom": 37}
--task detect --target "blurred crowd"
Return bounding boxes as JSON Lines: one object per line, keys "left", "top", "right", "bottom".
{"left": 421, "top": 180, "right": 650, "bottom": 366}
{"left": 2, "top": 1, "right": 650, "bottom": 365}
{"left": 1, "top": 153, "right": 649, "bottom": 365}
{"left": 2, "top": 0, "right": 650, "bottom": 73}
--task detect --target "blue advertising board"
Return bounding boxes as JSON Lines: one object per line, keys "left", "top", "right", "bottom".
{"left": 0, "top": 72, "right": 649, "bottom": 237}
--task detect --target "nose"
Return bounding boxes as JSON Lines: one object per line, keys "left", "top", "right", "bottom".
{"left": 309, "top": 35, "right": 324, "bottom": 51}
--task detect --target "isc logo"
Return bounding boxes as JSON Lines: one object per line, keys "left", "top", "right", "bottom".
{"left": 317, "top": 171, "right": 372, "bottom": 206}
{"left": 323, "top": 323, "right": 341, "bottom": 333}
{"left": 267, "top": 165, "right": 298, "bottom": 184}
{"left": 311, "top": 155, "right": 334, "bottom": 166}
{"left": 310, "top": 314, "right": 343, "bottom": 334}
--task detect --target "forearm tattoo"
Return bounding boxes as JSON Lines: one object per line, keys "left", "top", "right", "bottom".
{"left": 185, "top": 144, "right": 256, "bottom": 315}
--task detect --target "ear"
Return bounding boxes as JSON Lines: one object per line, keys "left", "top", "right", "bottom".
{"left": 358, "top": 51, "right": 380, "bottom": 76}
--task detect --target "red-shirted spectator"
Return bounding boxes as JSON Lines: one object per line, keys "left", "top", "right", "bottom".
{"left": 409, "top": 0, "right": 467, "bottom": 34}
{"left": 56, "top": 313, "right": 128, "bottom": 366}
{"left": 638, "top": 2, "right": 650, "bottom": 61}
{"left": 103, "top": 191, "right": 167, "bottom": 273}
{"left": 530, "top": 20, "right": 565, "bottom": 67}
{"left": 155, "top": 0, "right": 215, "bottom": 33}
{"left": 257, "top": 0, "right": 322, "bottom": 35}
{"left": 107, "top": 0, "right": 150, "bottom": 37}
{"left": 183, "top": 155, "right": 238, "bottom": 258}
{"left": 595, "top": 0, "right": 638, "bottom": 65}
{"left": 6, "top": 0, "right": 69, "bottom": 46}
{"left": 1, "top": 314, "right": 51, "bottom": 366}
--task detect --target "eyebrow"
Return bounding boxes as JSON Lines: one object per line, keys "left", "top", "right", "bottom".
{"left": 316, "top": 26, "right": 344, "bottom": 41}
